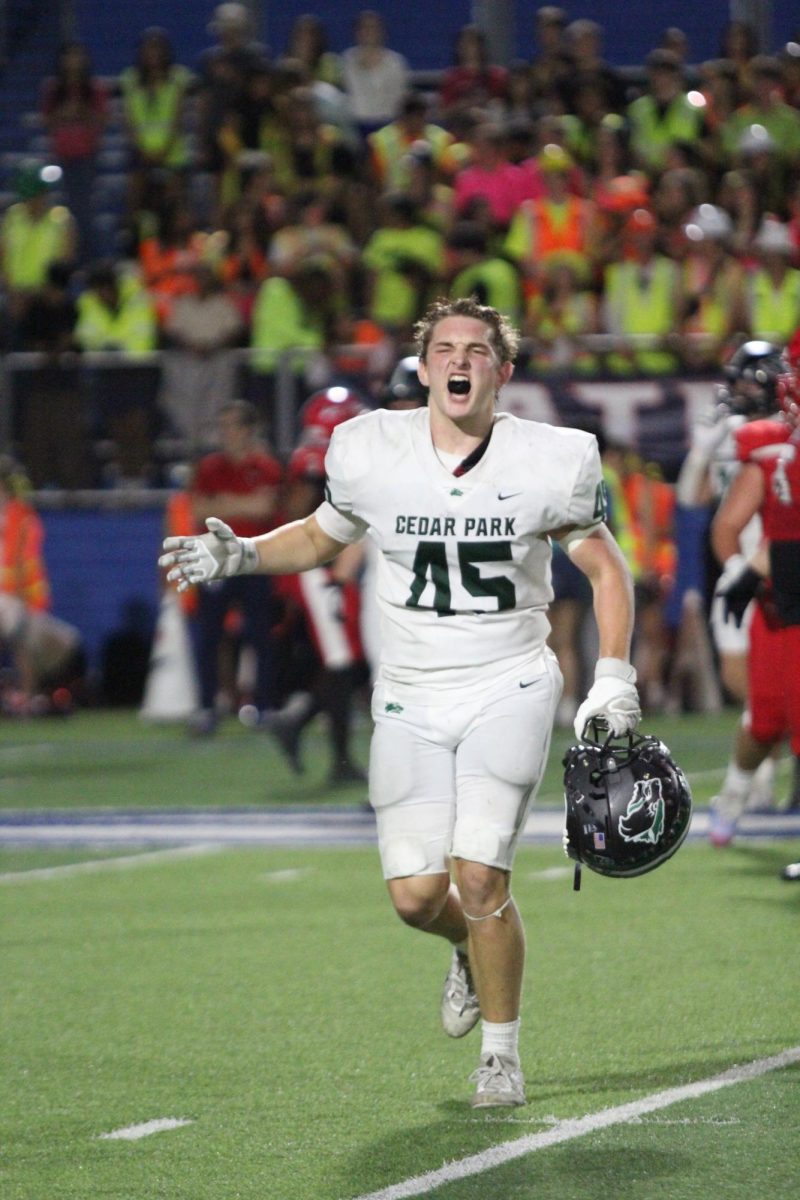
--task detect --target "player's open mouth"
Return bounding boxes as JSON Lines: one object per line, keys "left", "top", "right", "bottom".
{"left": 448, "top": 375, "right": 471, "bottom": 396}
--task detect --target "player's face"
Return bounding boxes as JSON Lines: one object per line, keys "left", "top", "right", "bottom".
{"left": 418, "top": 316, "right": 513, "bottom": 434}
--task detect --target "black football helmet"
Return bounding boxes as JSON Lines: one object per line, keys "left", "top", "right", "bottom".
{"left": 722, "top": 341, "right": 783, "bottom": 417}
{"left": 563, "top": 727, "right": 692, "bottom": 888}
{"left": 383, "top": 356, "right": 427, "bottom": 407}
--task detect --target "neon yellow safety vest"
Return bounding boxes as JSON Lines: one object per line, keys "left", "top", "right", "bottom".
{"left": 75, "top": 276, "right": 158, "bottom": 352}
{"left": 368, "top": 121, "right": 453, "bottom": 190}
{"left": 627, "top": 93, "right": 703, "bottom": 172}
{"left": 1, "top": 203, "right": 72, "bottom": 289}
{"left": 120, "top": 66, "right": 191, "bottom": 167}
{"left": 747, "top": 268, "right": 800, "bottom": 343}
{"left": 604, "top": 257, "right": 678, "bottom": 375}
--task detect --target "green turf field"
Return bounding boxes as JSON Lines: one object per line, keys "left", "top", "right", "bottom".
{"left": 1, "top": 708, "right": 799, "bottom": 1199}
{"left": 2, "top": 840, "right": 799, "bottom": 1199}
{"left": 0, "top": 705, "right": 792, "bottom": 810}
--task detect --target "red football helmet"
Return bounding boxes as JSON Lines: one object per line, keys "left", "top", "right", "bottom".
{"left": 777, "top": 329, "right": 800, "bottom": 427}
{"left": 287, "top": 442, "right": 327, "bottom": 483}
{"left": 299, "top": 387, "right": 366, "bottom": 442}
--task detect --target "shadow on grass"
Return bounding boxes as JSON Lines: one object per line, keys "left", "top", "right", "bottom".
{"left": 339, "top": 1121, "right": 688, "bottom": 1200}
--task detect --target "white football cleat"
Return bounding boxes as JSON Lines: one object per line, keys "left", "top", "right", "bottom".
{"left": 469, "top": 1053, "right": 526, "bottom": 1108}
{"left": 440, "top": 948, "right": 480, "bottom": 1038}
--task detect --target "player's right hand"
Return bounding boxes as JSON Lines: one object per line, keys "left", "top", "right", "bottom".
{"left": 159, "top": 517, "right": 254, "bottom": 592}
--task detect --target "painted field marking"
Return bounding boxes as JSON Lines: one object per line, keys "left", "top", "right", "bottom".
{"left": 526, "top": 866, "right": 572, "bottom": 882}
{"left": 349, "top": 1045, "right": 800, "bottom": 1200}
{"left": 98, "top": 1117, "right": 193, "bottom": 1142}
{"left": 0, "top": 843, "right": 222, "bottom": 884}
{"left": 262, "top": 867, "right": 312, "bottom": 883}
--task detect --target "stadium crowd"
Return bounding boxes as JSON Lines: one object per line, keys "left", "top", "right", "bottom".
{"left": 2, "top": 6, "right": 800, "bottom": 824}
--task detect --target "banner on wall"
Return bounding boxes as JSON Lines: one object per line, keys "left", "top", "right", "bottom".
{"left": 499, "top": 376, "right": 719, "bottom": 480}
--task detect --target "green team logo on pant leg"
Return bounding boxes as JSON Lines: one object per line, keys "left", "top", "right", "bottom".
{"left": 384, "top": 702, "right": 404, "bottom": 714}
{"left": 618, "top": 778, "right": 665, "bottom": 844}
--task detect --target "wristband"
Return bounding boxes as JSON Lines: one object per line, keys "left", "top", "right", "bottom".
{"left": 594, "top": 657, "right": 637, "bottom": 684}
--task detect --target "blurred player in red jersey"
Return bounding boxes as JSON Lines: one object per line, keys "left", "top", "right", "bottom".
{"left": 271, "top": 437, "right": 368, "bottom": 784}
{"left": 189, "top": 400, "right": 283, "bottom": 735}
{"left": 710, "top": 332, "right": 800, "bottom": 848}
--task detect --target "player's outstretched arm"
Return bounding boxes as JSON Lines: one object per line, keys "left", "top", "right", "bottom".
{"left": 159, "top": 514, "right": 348, "bottom": 592}
{"left": 562, "top": 525, "right": 640, "bottom": 740}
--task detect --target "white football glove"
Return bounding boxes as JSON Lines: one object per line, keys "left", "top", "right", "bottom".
{"left": 573, "top": 658, "right": 641, "bottom": 741}
{"left": 158, "top": 517, "right": 258, "bottom": 592}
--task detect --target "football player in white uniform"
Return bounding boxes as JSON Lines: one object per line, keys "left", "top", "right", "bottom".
{"left": 160, "top": 298, "right": 640, "bottom": 1108}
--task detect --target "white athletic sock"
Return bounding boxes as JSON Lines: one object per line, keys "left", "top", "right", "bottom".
{"left": 716, "top": 761, "right": 755, "bottom": 821}
{"left": 480, "top": 1018, "right": 520, "bottom": 1065}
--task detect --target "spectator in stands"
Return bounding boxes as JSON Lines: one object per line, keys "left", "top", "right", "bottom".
{"left": 40, "top": 40, "right": 107, "bottom": 264}
{"left": 732, "top": 124, "right": 792, "bottom": 223}
{"left": 453, "top": 121, "right": 531, "bottom": 235}
{"left": 159, "top": 263, "right": 244, "bottom": 452}
{"left": 249, "top": 255, "right": 339, "bottom": 408}
{"left": 651, "top": 165, "right": 705, "bottom": 259}
{"left": 15, "top": 262, "right": 90, "bottom": 490}
{"left": 0, "top": 453, "right": 79, "bottom": 710}
{"left": 268, "top": 190, "right": 357, "bottom": 291}
{"left": 217, "top": 195, "right": 271, "bottom": 322}
{"left": 188, "top": 400, "right": 283, "bottom": 736}
{"left": 528, "top": 6, "right": 571, "bottom": 109}
{"left": 627, "top": 49, "right": 707, "bottom": 177}
{"left": 75, "top": 260, "right": 159, "bottom": 485}
{"left": 522, "top": 115, "right": 587, "bottom": 199}
{"left": 138, "top": 199, "right": 209, "bottom": 326}
{"left": 503, "top": 64, "right": 538, "bottom": 126}
{"left": 196, "top": 2, "right": 269, "bottom": 211}
{"left": 265, "top": 85, "right": 351, "bottom": 199}
{"left": 525, "top": 257, "right": 599, "bottom": 375}
{"left": 445, "top": 221, "right": 522, "bottom": 323}
{"left": 368, "top": 92, "right": 455, "bottom": 193}
{"left": 402, "top": 141, "right": 455, "bottom": 235}
{"left": 699, "top": 58, "right": 743, "bottom": 173}
{"left": 560, "top": 19, "right": 626, "bottom": 113}
{"left": 505, "top": 143, "right": 595, "bottom": 301}
{"left": 602, "top": 207, "right": 681, "bottom": 376}
{"left": 340, "top": 9, "right": 409, "bottom": 132}
{"left": 0, "top": 160, "right": 76, "bottom": 334}
{"left": 120, "top": 27, "right": 193, "bottom": 221}
{"left": 744, "top": 216, "right": 800, "bottom": 343}
{"left": 717, "top": 168, "right": 760, "bottom": 258}
{"left": 719, "top": 19, "right": 759, "bottom": 95}
{"left": 0, "top": 457, "right": 49, "bottom": 605}
{"left": 438, "top": 24, "right": 509, "bottom": 121}
{"left": 722, "top": 55, "right": 800, "bottom": 170}
{"left": 284, "top": 13, "right": 342, "bottom": 86}
{"left": 561, "top": 73, "right": 616, "bottom": 172}
{"left": 361, "top": 193, "right": 444, "bottom": 338}
{"left": 213, "top": 59, "right": 281, "bottom": 216}
{"left": 678, "top": 204, "right": 747, "bottom": 371}
{"left": 779, "top": 39, "right": 800, "bottom": 108}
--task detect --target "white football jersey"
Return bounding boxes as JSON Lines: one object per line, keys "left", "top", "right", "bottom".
{"left": 315, "top": 408, "right": 604, "bottom": 693}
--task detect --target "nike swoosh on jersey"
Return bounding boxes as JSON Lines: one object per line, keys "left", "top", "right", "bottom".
{"left": 519, "top": 680, "right": 535, "bottom": 688}
{"left": 498, "top": 491, "right": 522, "bottom": 500}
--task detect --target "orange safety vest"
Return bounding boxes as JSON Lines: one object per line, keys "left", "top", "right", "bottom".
{"left": 164, "top": 492, "right": 198, "bottom": 616}
{"left": 1, "top": 499, "right": 50, "bottom": 611}
{"left": 622, "top": 473, "right": 676, "bottom": 584}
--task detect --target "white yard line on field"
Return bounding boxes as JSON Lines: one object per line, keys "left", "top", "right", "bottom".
{"left": 348, "top": 1046, "right": 800, "bottom": 1200}
{"left": 0, "top": 842, "right": 222, "bottom": 883}
{"left": 98, "top": 1117, "right": 193, "bottom": 1141}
